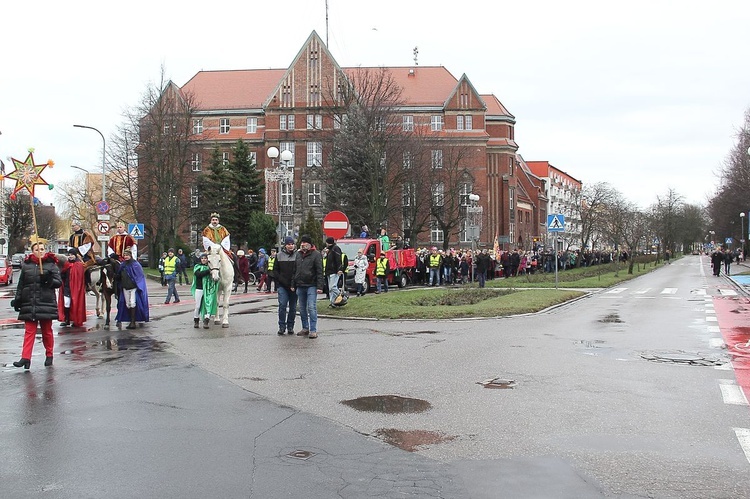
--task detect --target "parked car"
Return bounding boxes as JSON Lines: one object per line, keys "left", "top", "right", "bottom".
{"left": 138, "top": 253, "right": 149, "bottom": 266}
{"left": 11, "top": 253, "right": 26, "bottom": 268}
{"left": 0, "top": 256, "right": 13, "bottom": 285}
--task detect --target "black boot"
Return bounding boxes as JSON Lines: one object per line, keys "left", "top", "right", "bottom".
{"left": 44, "top": 356, "right": 53, "bottom": 367}
{"left": 61, "top": 307, "right": 70, "bottom": 327}
{"left": 194, "top": 318, "right": 199, "bottom": 329}
{"left": 127, "top": 308, "right": 137, "bottom": 329}
{"left": 13, "top": 358, "right": 31, "bottom": 369}
{"left": 203, "top": 317, "right": 210, "bottom": 329}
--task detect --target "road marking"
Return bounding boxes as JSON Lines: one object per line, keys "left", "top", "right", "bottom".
{"left": 707, "top": 316, "right": 718, "bottom": 322}
{"left": 708, "top": 326, "right": 720, "bottom": 333}
{"left": 709, "top": 338, "right": 725, "bottom": 348}
{"left": 719, "top": 289, "right": 738, "bottom": 296}
{"left": 720, "top": 380, "right": 749, "bottom": 405}
{"left": 635, "top": 288, "right": 650, "bottom": 294}
{"left": 734, "top": 428, "right": 750, "bottom": 464}
{"left": 660, "top": 288, "right": 677, "bottom": 294}
{"left": 605, "top": 288, "right": 627, "bottom": 294}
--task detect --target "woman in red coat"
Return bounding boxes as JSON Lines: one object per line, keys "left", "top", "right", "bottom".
{"left": 58, "top": 248, "right": 87, "bottom": 327}
{"left": 237, "top": 250, "right": 250, "bottom": 293}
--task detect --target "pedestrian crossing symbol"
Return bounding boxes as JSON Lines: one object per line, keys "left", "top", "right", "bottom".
{"left": 128, "top": 223, "right": 145, "bottom": 240}
{"left": 547, "top": 214, "right": 565, "bottom": 232}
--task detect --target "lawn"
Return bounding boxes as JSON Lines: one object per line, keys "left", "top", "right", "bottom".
{"left": 325, "top": 287, "right": 584, "bottom": 320}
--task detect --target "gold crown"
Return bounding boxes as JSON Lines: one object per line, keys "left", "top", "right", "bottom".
{"left": 210, "top": 212, "right": 220, "bottom": 219}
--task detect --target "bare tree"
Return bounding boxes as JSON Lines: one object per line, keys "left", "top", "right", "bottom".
{"left": 650, "top": 188, "right": 684, "bottom": 257}
{"left": 4, "top": 190, "right": 33, "bottom": 253}
{"left": 603, "top": 191, "right": 649, "bottom": 274}
{"left": 576, "top": 182, "right": 616, "bottom": 251}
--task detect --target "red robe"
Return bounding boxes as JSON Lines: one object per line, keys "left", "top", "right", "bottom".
{"left": 108, "top": 233, "right": 137, "bottom": 261}
{"left": 58, "top": 260, "right": 87, "bottom": 326}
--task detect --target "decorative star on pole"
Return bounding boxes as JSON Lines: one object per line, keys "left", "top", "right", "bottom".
{"left": 4, "top": 148, "right": 54, "bottom": 200}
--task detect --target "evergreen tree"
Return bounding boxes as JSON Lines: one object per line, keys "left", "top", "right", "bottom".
{"left": 246, "top": 211, "right": 277, "bottom": 252}
{"left": 228, "top": 140, "right": 264, "bottom": 247}
{"left": 299, "top": 209, "right": 324, "bottom": 249}
{"left": 195, "top": 146, "right": 234, "bottom": 231}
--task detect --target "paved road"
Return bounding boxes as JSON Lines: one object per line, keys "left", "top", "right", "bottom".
{"left": 2, "top": 255, "right": 750, "bottom": 497}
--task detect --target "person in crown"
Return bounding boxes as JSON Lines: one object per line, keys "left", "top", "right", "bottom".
{"left": 108, "top": 221, "right": 137, "bottom": 262}
{"left": 201, "top": 213, "right": 240, "bottom": 284}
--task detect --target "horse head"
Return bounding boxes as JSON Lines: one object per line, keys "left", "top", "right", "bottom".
{"left": 207, "top": 244, "right": 222, "bottom": 282}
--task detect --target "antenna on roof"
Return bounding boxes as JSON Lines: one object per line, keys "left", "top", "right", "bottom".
{"left": 413, "top": 46, "right": 419, "bottom": 66}
{"left": 325, "top": 0, "right": 329, "bottom": 47}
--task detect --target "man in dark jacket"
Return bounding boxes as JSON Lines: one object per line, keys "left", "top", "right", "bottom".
{"left": 475, "top": 249, "right": 491, "bottom": 288}
{"left": 275, "top": 237, "right": 298, "bottom": 335}
{"left": 324, "top": 236, "right": 344, "bottom": 307}
{"left": 293, "top": 234, "right": 324, "bottom": 339}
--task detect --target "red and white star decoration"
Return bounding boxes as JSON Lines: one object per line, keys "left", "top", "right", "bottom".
{"left": 3, "top": 148, "right": 54, "bottom": 200}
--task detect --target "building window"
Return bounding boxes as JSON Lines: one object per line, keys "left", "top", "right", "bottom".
{"left": 281, "top": 220, "right": 293, "bottom": 238}
{"left": 459, "top": 182, "right": 471, "bottom": 206}
{"left": 431, "top": 115, "right": 443, "bottom": 131}
{"left": 222, "top": 152, "right": 230, "bottom": 166}
{"left": 248, "top": 151, "right": 257, "bottom": 166}
{"left": 280, "top": 182, "right": 293, "bottom": 212}
{"left": 280, "top": 141, "right": 295, "bottom": 167}
{"left": 190, "top": 223, "right": 198, "bottom": 246}
{"left": 403, "top": 115, "right": 414, "bottom": 132}
{"left": 460, "top": 218, "right": 471, "bottom": 243}
{"left": 190, "top": 186, "right": 199, "bottom": 208}
{"left": 432, "top": 182, "right": 445, "bottom": 207}
{"left": 287, "top": 114, "right": 295, "bottom": 130}
{"left": 465, "top": 115, "right": 473, "bottom": 130}
{"left": 308, "top": 182, "right": 321, "bottom": 206}
{"left": 457, "top": 115, "right": 464, "bottom": 131}
{"left": 192, "top": 119, "right": 203, "bottom": 135}
{"left": 246, "top": 117, "right": 257, "bottom": 134}
{"left": 402, "top": 151, "right": 412, "bottom": 169}
{"left": 280, "top": 115, "right": 286, "bottom": 130}
{"left": 281, "top": 85, "right": 292, "bottom": 107}
{"left": 431, "top": 149, "right": 443, "bottom": 169}
{"left": 402, "top": 183, "right": 414, "bottom": 207}
{"left": 307, "top": 142, "right": 322, "bottom": 167}
{"left": 191, "top": 153, "right": 202, "bottom": 172}
{"left": 509, "top": 187, "right": 515, "bottom": 220}
{"left": 220, "top": 118, "right": 230, "bottom": 134}
{"left": 431, "top": 219, "right": 444, "bottom": 242}
{"left": 307, "top": 114, "right": 322, "bottom": 130}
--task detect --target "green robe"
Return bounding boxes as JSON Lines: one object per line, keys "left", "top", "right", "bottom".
{"left": 191, "top": 263, "right": 219, "bottom": 318}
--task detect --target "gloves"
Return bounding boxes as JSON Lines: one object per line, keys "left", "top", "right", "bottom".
{"left": 10, "top": 299, "right": 20, "bottom": 312}
{"left": 39, "top": 270, "right": 54, "bottom": 286}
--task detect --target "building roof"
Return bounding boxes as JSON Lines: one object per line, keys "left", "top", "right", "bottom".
{"left": 345, "top": 66, "right": 459, "bottom": 107}
{"left": 481, "top": 94, "right": 514, "bottom": 118}
{"left": 182, "top": 69, "right": 287, "bottom": 111}
{"left": 526, "top": 160, "right": 582, "bottom": 186}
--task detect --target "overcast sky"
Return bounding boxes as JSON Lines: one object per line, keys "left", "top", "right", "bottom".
{"left": 3, "top": 0, "right": 750, "bottom": 212}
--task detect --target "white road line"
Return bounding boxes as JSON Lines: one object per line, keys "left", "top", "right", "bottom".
{"left": 605, "top": 288, "right": 627, "bottom": 294}
{"left": 720, "top": 380, "right": 749, "bottom": 405}
{"left": 635, "top": 288, "right": 650, "bottom": 294}
{"left": 694, "top": 289, "right": 707, "bottom": 296}
{"left": 707, "top": 316, "right": 718, "bottom": 322}
{"left": 719, "top": 289, "right": 738, "bottom": 296}
{"left": 709, "top": 338, "right": 725, "bottom": 348}
{"left": 734, "top": 428, "right": 750, "bottom": 464}
{"left": 708, "top": 326, "right": 721, "bottom": 333}
{"left": 661, "top": 288, "right": 677, "bottom": 294}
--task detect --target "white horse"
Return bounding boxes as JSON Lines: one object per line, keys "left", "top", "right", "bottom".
{"left": 206, "top": 244, "right": 235, "bottom": 328}
{"left": 86, "top": 267, "right": 104, "bottom": 318}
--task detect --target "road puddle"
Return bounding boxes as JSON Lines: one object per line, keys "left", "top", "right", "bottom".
{"left": 374, "top": 428, "right": 455, "bottom": 451}
{"left": 341, "top": 394, "right": 431, "bottom": 414}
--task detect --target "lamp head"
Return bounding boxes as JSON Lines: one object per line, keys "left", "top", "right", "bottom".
{"left": 267, "top": 147, "right": 279, "bottom": 159}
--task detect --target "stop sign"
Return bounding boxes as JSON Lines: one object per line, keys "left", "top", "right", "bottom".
{"left": 322, "top": 210, "right": 350, "bottom": 239}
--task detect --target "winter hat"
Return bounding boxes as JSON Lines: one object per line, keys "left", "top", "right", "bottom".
{"left": 237, "top": 250, "right": 245, "bottom": 256}
{"left": 300, "top": 234, "right": 313, "bottom": 244}
{"left": 259, "top": 248, "right": 266, "bottom": 254}
{"left": 326, "top": 236, "right": 335, "bottom": 245}
{"left": 283, "top": 236, "right": 295, "bottom": 245}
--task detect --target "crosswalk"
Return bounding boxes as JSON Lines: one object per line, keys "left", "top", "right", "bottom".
{"left": 601, "top": 287, "right": 737, "bottom": 297}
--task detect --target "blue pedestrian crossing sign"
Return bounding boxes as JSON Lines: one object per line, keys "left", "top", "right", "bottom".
{"left": 128, "top": 223, "right": 145, "bottom": 240}
{"left": 547, "top": 214, "right": 565, "bottom": 232}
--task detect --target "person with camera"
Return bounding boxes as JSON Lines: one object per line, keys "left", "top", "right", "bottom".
{"left": 11, "top": 241, "right": 62, "bottom": 369}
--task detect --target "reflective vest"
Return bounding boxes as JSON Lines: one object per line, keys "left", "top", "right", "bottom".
{"left": 164, "top": 255, "right": 178, "bottom": 275}
{"left": 376, "top": 258, "right": 388, "bottom": 276}
{"left": 429, "top": 254, "right": 442, "bottom": 268}
{"left": 267, "top": 257, "right": 276, "bottom": 271}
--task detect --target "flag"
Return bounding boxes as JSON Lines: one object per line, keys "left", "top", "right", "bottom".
{"left": 493, "top": 233, "right": 500, "bottom": 260}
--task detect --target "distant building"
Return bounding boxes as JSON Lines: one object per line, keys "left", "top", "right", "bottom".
{"left": 526, "top": 161, "right": 582, "bottom": 249}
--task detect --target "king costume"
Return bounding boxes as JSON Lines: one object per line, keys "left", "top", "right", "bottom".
{"left": 115, "top": 253, "right": 150, "bottom": 328}
{"left": 69, "top": 223, "right": 100, "bottom": 269}
{"left": 108, "top": 225, "right": 137, "bottom": 262}
{"left": 58, "top": 249, "right": 87, "bottom": 327}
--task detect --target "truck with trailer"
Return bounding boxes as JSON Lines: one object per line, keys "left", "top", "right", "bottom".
{"left": 335, "top": 238, "right": 417, "bottom": 294}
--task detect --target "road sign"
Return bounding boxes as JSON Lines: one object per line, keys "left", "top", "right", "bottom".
{"left": 726, "top": 237, "right": 733, "bottom": 245}
{"left": 322, "top": 210, "right": 350, "bottom": 239}
{"left": 97, "top": 221, "right": 110, "bottom": 234}
{"left": 96, "top": 200, "right": 110, "bottom": 214}
{"left": 97, "top": 214, "right": 111, "bottom": 221}
{"left": 547, "top": 214, "right": 565, "bottom": 232}
{"left": 128, "top": 223, "right": 145, "bottom": 240}
{"left": 97, "top": 235, "right": 110, "bottom": 242}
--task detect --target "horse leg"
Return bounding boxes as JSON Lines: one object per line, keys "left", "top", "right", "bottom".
{"left": 221, "top": 287, "right": 230, "bottom": 328}
{"left": 103, "top": 291, "right": 110, "bottom": 329}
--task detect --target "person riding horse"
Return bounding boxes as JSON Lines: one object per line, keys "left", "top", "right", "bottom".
{"left": 202, "top": 213, "right": 241, "bottom": 285}
{"left": 69, "top": 220, "right": 101, "bottom": 288}
{"left": 108, "top": 221, "right": 137, "bottom": 262}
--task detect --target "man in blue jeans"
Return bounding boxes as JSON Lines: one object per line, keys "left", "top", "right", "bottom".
{"left": 293, "top": 234, "right": 324, "bottom": 339}
{"left": 275, "top": 236, "right": 298, "bottom": 335}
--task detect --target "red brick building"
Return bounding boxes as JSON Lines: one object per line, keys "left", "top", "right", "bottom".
{"left": 143, "top": 31, "right": 551, "bottom": 250}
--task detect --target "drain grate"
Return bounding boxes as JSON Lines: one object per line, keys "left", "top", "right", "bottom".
{"left": 599, "top": 313, "right": 623, "bottom": 323}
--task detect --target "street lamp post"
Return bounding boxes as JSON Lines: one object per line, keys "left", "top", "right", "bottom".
{"left": 266, "top": 147, "right": 293, "bottom": 247}
{"left": 73, "top": 124, "right": 107, "bottom": 257}
{"left": 741, "top": 212, "right": 746, "bottom": 260}
{"left": 467, "top": 193, "right": 480, "bottom": 283}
